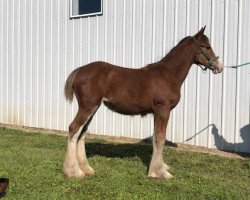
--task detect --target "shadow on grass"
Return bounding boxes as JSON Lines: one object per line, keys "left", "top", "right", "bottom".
{"left": 186, "top": 124, "right": 250, "bottom": 158}
{"left": 86, "top": 138, "right": 177, "bottom": 169}
{"left": 211, "top": 124, "right": 250, "bottom": 158}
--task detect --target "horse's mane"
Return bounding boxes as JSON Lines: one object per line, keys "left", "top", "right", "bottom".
{"left": 160, "top": 36, "right": 192, "bottom": 63}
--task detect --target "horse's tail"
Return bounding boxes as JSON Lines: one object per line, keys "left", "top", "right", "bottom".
{"left": 64, "top": 68, "right": 79, "bottom": 103}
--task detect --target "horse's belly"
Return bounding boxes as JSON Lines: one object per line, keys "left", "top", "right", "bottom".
{"left": 102, "top": 98, "right": 152, "bottom": 116}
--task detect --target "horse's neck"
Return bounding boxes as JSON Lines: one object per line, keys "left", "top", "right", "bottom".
{"left": 161, "top": 39, "right": 196, "bottom": 87}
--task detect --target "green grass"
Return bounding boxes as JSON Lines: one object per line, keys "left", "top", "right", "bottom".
{"left": 0, "top": 127, "right": 249, "bottom": 200}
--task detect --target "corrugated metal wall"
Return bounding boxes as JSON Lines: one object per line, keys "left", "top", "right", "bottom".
{"left": 0, "top": 0, "right": 249, "bottom": 153}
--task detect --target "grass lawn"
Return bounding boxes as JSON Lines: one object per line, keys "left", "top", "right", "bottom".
{"left": 0, "top": 127, "right": 249, "bottom": 200}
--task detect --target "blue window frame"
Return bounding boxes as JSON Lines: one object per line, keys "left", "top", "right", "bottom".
{"left": 70, "top": 0, "right": 103, "bottom": 18}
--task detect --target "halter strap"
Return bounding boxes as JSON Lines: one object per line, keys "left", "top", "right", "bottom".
{"left": 192, "top": 37, "right": 219, "bottom": 70}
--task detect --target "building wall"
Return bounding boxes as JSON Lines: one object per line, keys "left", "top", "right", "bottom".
{"left": 0, "top": 0, "right": 250, "bottom": 152}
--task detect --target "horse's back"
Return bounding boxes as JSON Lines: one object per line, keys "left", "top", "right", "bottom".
{"left": 75, "top": 61, "right": 150, "bottom": 85}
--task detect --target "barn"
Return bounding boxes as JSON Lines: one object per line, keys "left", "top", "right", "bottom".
{"left": 0, "top": 0, "right": 249, "bottom": 153}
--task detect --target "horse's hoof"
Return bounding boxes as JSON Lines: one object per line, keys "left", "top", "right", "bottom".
{"left": 163, "top": 163, "right": 170, "bottom": 171}
{"left": 162, "top": 171, "right": 173, "bottom": 179}
{"left": 80, "top": 165, "right": 95, "bottom": 176}
{"left": 64, "top": 166, "right": 85, "bottom": 178}
{"left": 147, "top": 169, "right": 173, "bottom": 180}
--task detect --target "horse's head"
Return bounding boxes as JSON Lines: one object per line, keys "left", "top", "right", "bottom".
{"left": 193, "top": 26, "right": 224, "bottom": 74}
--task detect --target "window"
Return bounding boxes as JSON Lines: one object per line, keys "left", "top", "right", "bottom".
{"left": 70, "top": 0, "right": 103, "bottom": 18}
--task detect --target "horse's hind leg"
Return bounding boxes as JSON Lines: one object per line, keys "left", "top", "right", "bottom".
{"left": 64, "top": 127, "right": 84, "bottom": 178}
{"left": 76, "top": 114, "right": 96, "bottom": 176}
{"left": 64, "top": 106, "right": 98, "bottom": 178}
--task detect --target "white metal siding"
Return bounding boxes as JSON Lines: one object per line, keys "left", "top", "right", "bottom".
{"left": 0, "top": 0, "right": 249, "bottom": 153}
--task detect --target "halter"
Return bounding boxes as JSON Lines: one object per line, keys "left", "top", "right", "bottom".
{"left": 192, "top": 37, "right": 219, "bottom": 71}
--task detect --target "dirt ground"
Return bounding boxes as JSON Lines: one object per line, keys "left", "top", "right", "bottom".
{"left": 0, "top": 123, "right": 246, "bottom": 159}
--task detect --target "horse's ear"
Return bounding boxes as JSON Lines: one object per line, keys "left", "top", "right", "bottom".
{"left": 194, "top": 25, "right": 206, "bottom": 37}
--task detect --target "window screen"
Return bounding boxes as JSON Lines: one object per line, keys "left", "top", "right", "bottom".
{"left": 71, "top": 0, "right": 103, "bottom": 18}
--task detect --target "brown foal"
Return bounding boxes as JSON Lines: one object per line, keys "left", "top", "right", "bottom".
{"left": 63, "top": 27, "right": 224, "bottom": 179}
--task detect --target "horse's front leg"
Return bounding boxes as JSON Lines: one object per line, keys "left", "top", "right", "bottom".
{"left": 148, "top": 109, "right": 173, "bottom": 179}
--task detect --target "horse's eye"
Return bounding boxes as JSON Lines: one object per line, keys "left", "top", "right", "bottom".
{"left": 201, "top": 45, "right": 211, "bottom": 49}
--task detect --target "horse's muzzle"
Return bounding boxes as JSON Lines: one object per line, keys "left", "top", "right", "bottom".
{"left": 212, "top": 61, "right": 224, "bottom": 74}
